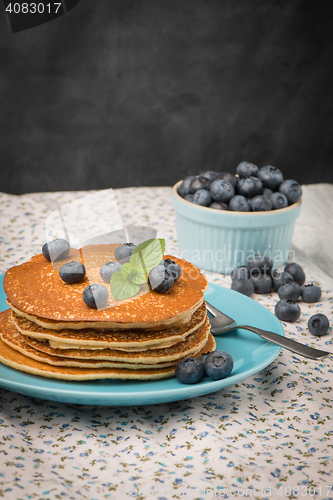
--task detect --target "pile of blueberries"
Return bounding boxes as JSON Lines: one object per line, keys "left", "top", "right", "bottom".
{"left": 175, "top": 350, "right": 234, "bottom": 384}
{"left": 42, "top": 239, "right": 182, "bottom": 308}
{"left": 178, "top": 162, "right": 302, "bottom": 211}
{"left": 231, "top": 255, "right": 330, "bottom": 336}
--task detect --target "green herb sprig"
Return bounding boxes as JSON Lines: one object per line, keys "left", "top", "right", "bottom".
{"left": 110, "top": 238, "right": 165, "bottom": 300}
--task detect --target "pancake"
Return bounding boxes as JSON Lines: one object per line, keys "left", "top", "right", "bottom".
{"left": 1, "top": 310, "right": 211, "bottom": 367}
{"left": 0, "top": 309, "right": 216, "bottom": 380}
{"left": 11, "top": 303, "right": 207, "bottom": 349}
{"left": 4, "top": 245, "right": 208, "bottom": 328}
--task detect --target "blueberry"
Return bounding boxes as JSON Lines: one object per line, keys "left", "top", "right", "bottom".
{"left": 270, "top": 192, "right": 288, "bottom": 210}
{"left": 251, "top": 274, "right": 273, "bottom": 294}
{"left": 163, "top": 258, "right": 182, "bottom": 281}
{"left": 148, "top": 265, "right": 174, "bottom": 293}
{"left": 275, "top": 299, "right": 301, "bottom": 322}
{"left": 191, "top": 189, "right": 212, "bottom": 206}
{"left": 237, "top": 176, "right": 263, "bottom": 198}
{"left": 279, "top": 179, "right": 302, "bottom": 204}
{"left": 278, "top": 281, "right": 301, "bottom": 301}
{"left": 257, "top": 165, "right": 284, "bottom": 190}
{"left": 246, "top": 255, "right": 273, "bottom": 277}
{"left": 215, "top": 172, "right": 238, "bottom": 189}
{"left": 114, "top": 242, "right": 136, "bottom": 263}
{"left": 262, "top": 187, "right": 274, "bottom": 197}
{"left": 229, "top": 195, "right": 251, "bottom": 212}
{"left": 204, "top": 350, "right": 234, "bottom": 380}
{"left": 59, "top": 261, "right": 86, "bottom": 284}
{"left": 308, "top": 313, "right": 330, "bottom": 336}
{"left": 199, "top": 170, "right": 219, "bottom": 182}
{"left": 271, "top": 270, "right": 294, "bottom": 291}
{"left": 175, "top": 357, "right": 205, "bottom": 384}
{"left": 284, "top": 263, "right": 306, "bottom": 286}
{"left": 209, "top": 201, "right": 230, "bottom": 210}
{"left": 178, "top": 175, "right": 196, "bottom": 198}
{"left": 230, "top": 266, "right": 248, "bottom": 280}
{"left": 42, "top": 238, "right": 70, "bottom": 262}
{"left": 231, "top": 278, "right": 254, "bottom": 297}
{"left": 100, "top": 261, "right": 121, "bottom": 283}
{"left": 189, "top": 176, "right": 211, "bottom": 194}
{"left": 83, "top": 284, "right": 109, "bottom": 308}
{"left": 236, "top": 161, "right": 259, "bottom": 178}
{"left": 301, "top": 283, "right": 322, "bottom": 303}
{"left": 210, "top": 179, "right": 235, "bottom": 203}
{"left": 185, "top": 194, "right": 193, "bottom": 202}
{"left": 249, "top": 195, "right": 272, "bottom": 212}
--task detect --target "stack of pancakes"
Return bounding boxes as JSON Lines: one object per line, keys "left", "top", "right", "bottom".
{"left": 0, "top": 244, "right": 215, "bottom": 380}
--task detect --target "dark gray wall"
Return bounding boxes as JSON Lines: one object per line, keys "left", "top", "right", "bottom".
{"left": 1, "top": 0, "right": 333, "bottom": 194}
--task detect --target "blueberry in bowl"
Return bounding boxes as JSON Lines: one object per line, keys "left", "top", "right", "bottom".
{"left": 172, "top": 163, "right": 302, "bottom": 273}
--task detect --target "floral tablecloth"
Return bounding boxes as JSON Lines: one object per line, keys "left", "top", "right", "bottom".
{"left": 0, "top": 185, "right": 332, "bottom": 500}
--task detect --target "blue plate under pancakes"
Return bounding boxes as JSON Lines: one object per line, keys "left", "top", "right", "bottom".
{"left": 0, "top": 274, "right": 283, "bottom": 406}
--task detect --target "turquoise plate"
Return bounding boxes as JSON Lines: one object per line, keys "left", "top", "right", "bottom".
{"left": 0, "top": 274, "right": 282, "bottom": 406}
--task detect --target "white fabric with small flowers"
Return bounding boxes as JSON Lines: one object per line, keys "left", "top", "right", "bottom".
{"left": 0, "top": 184, "right": 332, "bottom": 500}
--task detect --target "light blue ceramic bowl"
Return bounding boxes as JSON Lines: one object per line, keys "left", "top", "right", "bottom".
{"left": 172, "top": 181, "right": 302, "bottom": 274}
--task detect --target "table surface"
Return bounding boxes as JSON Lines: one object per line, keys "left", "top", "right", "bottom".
{"left": 0, "top": 185, "right": 332, "bottom": 500}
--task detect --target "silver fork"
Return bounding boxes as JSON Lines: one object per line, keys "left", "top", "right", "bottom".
{"left": 206, "top": 301, "right": 331, "bottom": 361}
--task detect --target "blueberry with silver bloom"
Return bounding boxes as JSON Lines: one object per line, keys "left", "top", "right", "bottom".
{"left": 257, "top": 165, "right": 284, "bottom": 190}
{"left": 236, "top": 161, "right": 259, "bottom": 178}
{"left": 189, "top": 176, "right": 211, "bottom": 194}
{"left": 199, "top": 170, "right": 219, "bottom": 182}
{"left": 204, "top": 350, "right": 234, "bottom": 380}
{"left": 163, "top": 258, "right": 182, "bottom": 280}
{"left": 270, "top": 192, "right": 288, "bottom": 210}
{"left": 231, "top": 278, "right": 254, "bottom": 297}
{"left": 191, "top": 189, "right": 212, "bottom": 207}
{"left": 250, "top": 195, "right": 272, "bottom": 212}
{"left": 215, "top": 172, "right": 238, "bottom": 189}
{"left": 100, "top": 261, "right": 121, "bottom": 283}
{"left": 308, "top": 313, "right": 330, "bottom": 336}
{"left": 148, "top": 265, "right": 174, "bottom": 293}
{"left": 271, "top": 270, "right": 294, "bottom": 291}
{"left": 237, "top": 176, "right": 263, "bottom": 198}
{"left": 275, "top": 299, "right": 301, "bottom": 322}
{"left": 279, "top": 179, "right": 302, "bottom": 204}
{"left": 251, "top": 274, "right": 273, "bottom": 294}
{"left": 114, "top": 242, "right": 136, "bottom": 263}
{"left": 210, "top": 179, "right": 235, "bottom": 203}
{"left": 246, "top": 254, "right": 273, "bottom": 276}
{"left": 59, "top": 261, "right": 86, "bottom": 284}
{"left": 42, "top": 238, "right": 70, "bottom": 262}
{"left": 229, "top": 195, "right": 251, "bottom": 212}
{"left": 175, "top": 357, "right": 205, "bottom": 384}
{"left": 209, "top": 201, "right": 229, "bottom": 210}
{"left": 230, "top": 265, "right": 248, "bottom": 281}
{"left": 278, "top": 281, "right": 301, "bottom": 301}
{"left": 178, "top": 175, "right": 196, "bottom": 198}
{"left": 284, "top": 262, "right": 305, "bottom": 286}
{"left": 262, "top": 187, "right": 274, "bottom": 197}
{"left": 301, "top": 283, "right": 322, "bottom": 303}
{"left": 83, "top": 284, "right": 109, "bottom": 308}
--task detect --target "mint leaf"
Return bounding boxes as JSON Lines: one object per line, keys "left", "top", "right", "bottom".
{"left": 110, "top": 271, "right": 140, "bottom": 300}
{"left": 130, "top": 238, "right": 165, "bottom": 274}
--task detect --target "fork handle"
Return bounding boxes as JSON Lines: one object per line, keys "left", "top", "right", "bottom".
{"left": 236, "top": 325, "right": 331, "bottom": 360}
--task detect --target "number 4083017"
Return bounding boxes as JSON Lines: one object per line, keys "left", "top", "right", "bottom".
{"left": 6, "top": 3, "right": 62, "bottom": 14}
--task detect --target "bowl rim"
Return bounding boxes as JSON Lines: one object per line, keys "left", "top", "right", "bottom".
{"left": 172, "top": 180, "right": 302, "bottom": 216}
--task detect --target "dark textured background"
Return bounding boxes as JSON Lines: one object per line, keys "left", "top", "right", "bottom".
{"left": 1, "top": 0, "right": 333, "bottom": 194}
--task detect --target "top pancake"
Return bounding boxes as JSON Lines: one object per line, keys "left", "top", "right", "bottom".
{"left": 4, "top": 244, "right": 208, "bottom": 326}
